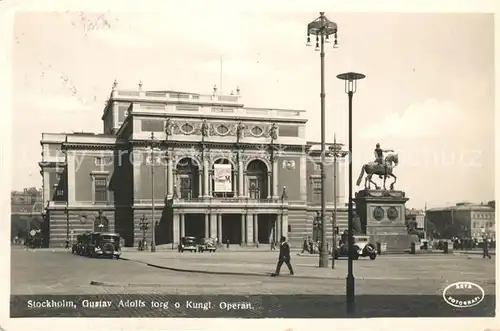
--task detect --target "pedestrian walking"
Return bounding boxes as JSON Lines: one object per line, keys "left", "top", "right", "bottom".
{"left": 483, "top": 237, "right": 491, "bottom": 259}
{"left": 270, "top": 239, "right": 276, "bottom": 250}
{"left": 226, "top": 238, "right": 230, "bottom": 249}
{"left": 301, "top": 236, "right": 308, "bottom": 253}
{"left": 271, "top": 236, "right": 294, "bottom": 276}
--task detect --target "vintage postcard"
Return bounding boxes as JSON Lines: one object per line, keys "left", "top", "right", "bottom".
{"left": 1, "top": 0, "right": 498, "bottom": 330}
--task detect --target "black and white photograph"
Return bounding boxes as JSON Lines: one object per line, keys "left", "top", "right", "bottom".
{"left": 2, "top": 0, "right": 498, "bottom": 328}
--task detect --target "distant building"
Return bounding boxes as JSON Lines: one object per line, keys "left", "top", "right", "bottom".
{"left": 11, "top": 188, "right": 43, "bottom": 214}
{"left": 405, "top": 208, "right": 425, "bottom": 229}
{"left": 426, "top": 202, "right": 495, "bottom": 239}
{"left": 39, "top": 84, "right": 349, "bottom": 248}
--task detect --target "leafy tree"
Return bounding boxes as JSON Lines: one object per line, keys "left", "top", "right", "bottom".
{"left": 26, "top": 187, "right": 40, "bottom": 196}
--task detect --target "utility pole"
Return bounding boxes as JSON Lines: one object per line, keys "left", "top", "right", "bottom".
{"left": 150, "top": 132, "right": 157, "bottom": 252}
{"left": 332, "top": 134, "right": 337, "bottom": 269}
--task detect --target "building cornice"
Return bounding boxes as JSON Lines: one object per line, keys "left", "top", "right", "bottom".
{"left": 63, "top": 143, "right": 119, "bottom": 150}
{"left": 130, "top": 111, "right": 307, "bottom": 124}
{"left": 38, "top": 161, "right": 67, "bottom": 169}
{"left": 127, "top": 139, "right": 305, "bottom": 152}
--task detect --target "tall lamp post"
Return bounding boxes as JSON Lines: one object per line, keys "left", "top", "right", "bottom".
{"left": 336, "top": 71, "right": 366, "bottom": 314}
{"left": 148, "top": 132, "right": 162, "bottom": 252}
{"left": 330, "top": 134, "right": 348, "bottom": 269}
{"left": 306, "top": 11, "right": 338, "bottom": 268}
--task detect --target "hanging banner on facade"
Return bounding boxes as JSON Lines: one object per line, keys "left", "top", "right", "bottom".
{"left": 213, "top": 164, "right": 232, "bottom": 192}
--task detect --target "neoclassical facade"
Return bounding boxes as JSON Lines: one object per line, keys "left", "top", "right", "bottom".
{"left": 39, "top": 83, "right": 348, "bottom": 248}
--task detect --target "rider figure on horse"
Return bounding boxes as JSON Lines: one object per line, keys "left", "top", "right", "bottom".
{"left": 374, "top": 143, "right": 393, "bottom": 178}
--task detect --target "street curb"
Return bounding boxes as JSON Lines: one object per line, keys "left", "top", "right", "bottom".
{"left": 118, "top": 257, "right": 496, "bottom": 283}
{"left": 90, "top": 280, "right": 173, "bottom": 287}
{"left": 120, "top": 257, "right": 347, "bottom": 280}
{"left": 455, "top": 251, "right": 496, "bottom": 256}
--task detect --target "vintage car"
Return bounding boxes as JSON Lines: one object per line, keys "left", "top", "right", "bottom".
{"left": 85, "top": 232, "right": 122, "bottom": 259}
{"left": 333, "top": 235, "right": 377, "bottom": 260}
{"left": 198, "top": 238, "right": 217, "bottom": 252}
{"left": 178, "top": 236, "right": 198, "bottom": 252}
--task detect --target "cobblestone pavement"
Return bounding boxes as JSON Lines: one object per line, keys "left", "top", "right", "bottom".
{"left": 11, "top": 247, "right": 495, "bottom": 296}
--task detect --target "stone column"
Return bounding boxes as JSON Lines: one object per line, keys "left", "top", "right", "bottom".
{"left": 238, "top": 153, "right": 244, "bottom": 197}
{"left": 173, "top": 213, "right": 180, "bottom": 245}
{"left": 272, "top": 158, "right": 279, "bottom": 199}
{"left": 204, "top": 214, "right": 210, "bottom": 238}
{"left": 198, "top": 171, "right": 203, "bottom": 198}
{"left": 167, "top": 156, "right": 173, "bottom": 198}
{"left": 253, "top": 214, "right": 259, "bottom": 244}
{"left": 208, "top": 170, "right": 213, "bottom": 197}
{"left": 266, "top": 172, "right": 271, "bottom": 199}
{"left": 217, "top": 214, "right": 222, "bottom": 242}
{"left": 203, "top": 158, "right": 209, "bottom": 197}
{"left": 210, "top": 214, "right": 217, "bottom": 238}
{"left": 67, "top": 151, "right": 75, "bottom": 204}
{"left": 176, "top": 175, "right": 181, "bottom": 198}
{"left": 241, "top": 214, "right": 246, "bottom": 245}
{"left": 299, "top": 154, "right": 307, "bottom": 202}
{"left": 232, "top": 171, "right": 237, "bottom": 197}
{"left": 133, "top": 149, "right": 142, "bottom": 201}
{"left": 246, "top": 214, "right": 253, "bottom": 245}
{"left": 180, "top": 213, "right": 185, "bottom": 237}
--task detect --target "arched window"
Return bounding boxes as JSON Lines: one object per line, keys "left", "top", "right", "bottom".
{"left": 246, "top": 159, "right": 268, "bottom": 199}
{"left": 176, "top": 158, "right": 199, "bottom": 199}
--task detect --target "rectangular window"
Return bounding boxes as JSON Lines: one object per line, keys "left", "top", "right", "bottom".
{"left": 118, "top": 105, "right": 129, "bottom": 121}
{"left": 141, "top": 119, "right": 164, "bottom": 132}
{"left": 249, "top": 177, "right": 260, "bottom": 199}
{"left": 278, "top": 125, "right": 299, "bottom": 137}
{"left": 180, "top": 176, "right": 192, "bottom": 199}
{"left": 94, "top": 177, "right": 108, "bottom": 203}
{"left": 311, "top": 179, "right": 321, "bottom": 202}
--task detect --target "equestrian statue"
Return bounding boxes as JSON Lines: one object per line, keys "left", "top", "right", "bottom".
{"left": 356, "top": 143, "right": 399, "bottom": 190}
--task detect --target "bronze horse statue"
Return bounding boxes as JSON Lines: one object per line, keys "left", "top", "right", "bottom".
{"left": 356, "top": 152, "right": 399, "bottom": 190}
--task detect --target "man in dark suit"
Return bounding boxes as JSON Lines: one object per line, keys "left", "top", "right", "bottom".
{"left": 271, "top": 236, "right": 294, "bottom": 276}
{"left": 483, "top": 237, "right": 491, "bottom": 259}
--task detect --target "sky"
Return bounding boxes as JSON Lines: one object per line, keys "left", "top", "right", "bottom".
{"left": 10, "top": 9, "right": 496, "bottom": 208}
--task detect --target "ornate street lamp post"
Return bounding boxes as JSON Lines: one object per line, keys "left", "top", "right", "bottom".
{"left": 336, "top": 71, "right": 366, "bottom": 314}
{"left": 306, "top": 11, "right": 338, "bottom": 268}
{"left": 148, "top": 132, "right": 162, "bottom": 252}
{"left": 139, "top": 214, "right": 149, "bottom": 251}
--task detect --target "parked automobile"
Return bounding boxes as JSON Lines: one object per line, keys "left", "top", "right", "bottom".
{"left": 333, "top": 235, "right": 377, "bottom": 260}
{"left": 178, "top": 236, "right": 198, "bottom": 252}
{"left": 84, "top": 232, "right": 121, "bottom": 259}
{"left": 198, "top": 238, "right": 217, "bottom": 252}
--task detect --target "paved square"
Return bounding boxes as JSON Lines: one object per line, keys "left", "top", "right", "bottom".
{"left": 11, "top": 247, "right": 495, "bottom": 295}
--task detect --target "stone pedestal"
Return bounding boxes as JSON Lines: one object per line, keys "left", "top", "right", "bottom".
{"left": 354, "top": 189, "right": 411, "bottom": 253}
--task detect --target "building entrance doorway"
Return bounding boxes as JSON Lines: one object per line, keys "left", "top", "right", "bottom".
{"left": 221, "top": 214, "right": 242, "bottom": 244}
{"left": 257, "top": 214, "right": 276, "bottom": 244}
{"left": 184, "top": 214, "right": 205, "bottom": 239}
